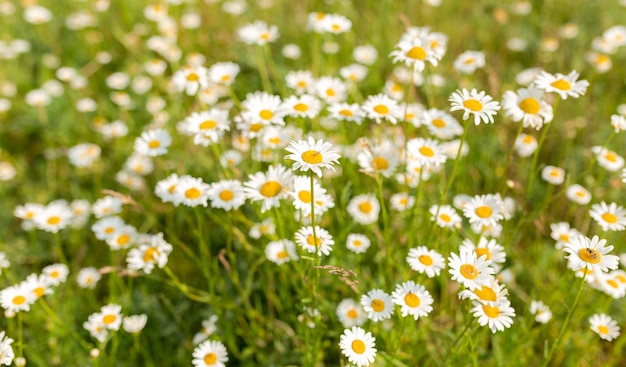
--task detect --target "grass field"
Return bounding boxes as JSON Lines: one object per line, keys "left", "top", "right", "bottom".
{"left": 1, "top": 0, "right": 626, "bottom": 366}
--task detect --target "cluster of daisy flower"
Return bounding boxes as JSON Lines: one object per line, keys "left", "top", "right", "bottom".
{"left": 14, "top": 199, "right": 89, "bottom": 232}
{"left": 190, "top": 315, "right": 229, "bottom": 367}
{"left": 83, "top": 304, "right": 147, "bottom": 342}
{"left": 0, "top": 264, "right": 68, "bottom": 314}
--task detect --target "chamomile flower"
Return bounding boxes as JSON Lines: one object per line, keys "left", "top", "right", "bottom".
{"left": 429, "top": 205, "right": 462, "bottom": 229}
{"left": 289, "top": 175, "right": 333, "bottom": 216}
{"left": 530, "top": 300, "right": 553, "bottom": 324}
{"left": 514, "top": 133, "right": 538, "bottom": 157}
{"left": 185, "top": 109, "right": 231, "bottom": 146}
{"left": 249, "top": 218, "right": 275, "bottom": 239}
{"left": 77, "top": 267, "right": 102, "bottom": 289}
{"left": 406, "top": 137, "right": 447, "bottom": 168}
{"left": 340, "top": 64, "right": 368, "bottom": 83}
{"left": 240, "top": 91, "right": 287, "bottom": 126}
{"left": 237, "top": 20, "right": 278, "bottom": 45}
{"left": 347, "top": 194, "right": 380, "bottom": 225}
{"left": 345, "top": 233, "right": 371, "bottom": 254}
{"left": 123, "top": 314, "right": 148, "bottom": 334}
{"left": 91, "top": 216, "right": 125, "bottom": 241}
{"left": 541, "top": 165, "right": 565, "bottom": 185}
{"left": 67, "top": 143, "right": 101, "bottom": 168}
{"left": 391, "top": 280, "right": 434, "bottom": 320}
{"left": 356, "top": 141, "right": 400, "bottom": 178}
{"left": 610, "top": 114, "right": 626, "bottom": 133}
{"left": 390, "top": 36, "right": 438, "bottom": 71}
{"left": 193, "top": 315, "right": 219, "bottom": 345}
{"left": 596, "top": 271, "right": 626, "bottom": 299}
{"left": 471, "top": 299, "right": 516, "bottom": 333}
{"left": 83, "top": 313, "right": 107, "bottom": 342}
{"left": 448, "top": 248, "right": 496, "bottom": 290}
{"left": 295, "top": 226, "right": 334, "bottom": 256}
{"left": 207, "top": 62, "right": 239, "bottom": 85}
{"left": 533, "top": 70, "right": 589, "bottom": 100}
{"left": 592, "top": 146, "right": 624, "bottom": 172}
{"left": 566, "top": 184, "right": 592, "bottom": 205}
{"left": 265, "top": 239, "right": 298, "bottom": 265}
{"left": 563, "top": 235, "right": 619, "bottom": 273}
{"left": 586, "top": 52, "right": 612, "bottom": 73}
{"left": 502, "top": 87, "right": 553, "bottom": 130}
{"left": 327, "top": 102, "right": 365, "bottom": 124}
{"left": 0, "top": 331, "right": 14, "bottom": 366}
{"left": 155, "top": 173, "right": 181, "bottom": 206}
{"left": 449, "top": 88, "right": 501, "bottom": 125}
{"left": 361, "top": 93, "right": 402, "bottom": 124}
{"left": 192, "top": 340, "right": 228, "bottom": 367}
{"left": 463, "top": 194, "right": 504, "bottom": 228}
{"left": 589, "top": 314, "right": 620, "bottom": 341}
{"left": 336, "top": 299, "right": 366, "bottom": 328}
{"left": 314, "top": 76, "right": 347, "bottom": 103}
{"left": 97, "top": 304, "right": 123, "bottom": 330}
{"left": 460, "top": 238, "right": 506, "bottom": 271}
{"left": 360, "top": 289, "right": 394, "bottom": 322}
{"left": 0, "top": 284, "right": 36, "bottom": 313}
{"left": 406, "top": 246, "right": 446, "bottom": 277}
{"left": 459, "top": 277, "right": 508, "bottom": 305}
{"left": 126, "top": 233, "right": 173, "bottom": 274}
{"left": 175, "top": 175, "right": 210, "bottom": 208}
{"left": 285, "top": 70, "right": 315, "bottom": 95}
{"left": 550, "top": 222, "right": 581, "bottom": 250}
{"left": 105, "top": 224, "right": 137, "bottom": 250}
{"left": 422, "top": 108, "right": 463, "bottom": 140}
{"left": 321, "top": 13, "right": 352, "bottom": 34}
{"left": 285, "top": 137, "right": 341, "bottom": 177}
{"left": 172, "top": 66, "right": 208, "bottom": 95}
{"left": 589, "top": 202, "right": 626, "bottom": 232}
{"left": 453, "top": 51, "right": 485, "bottom": 74}
{"left": 134, "top": 129, "right": 172, "bottom": 157}
{"left": 389, "top": 192, "right": 414, "bottom": 211}
{"left": 282, "top": 94, "right": 322, "bottom": 119}
{"left": 353, "top": 45, "right": 378, "bottom": 65}
{"left": 339, "top": 326, "right": 377, "bottom": 367}
{"left": 23, "top": 273, "right": 53, "bottom": 299}
{"left": 33, "top": 202, "right": 73, "bottom": 233}
{"left": 207, "top": 180, "right": 246, "bottom": 211}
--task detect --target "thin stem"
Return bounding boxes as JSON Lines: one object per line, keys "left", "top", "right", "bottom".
{"left": 256, "top": 46, "right": 272, "bottom": 93}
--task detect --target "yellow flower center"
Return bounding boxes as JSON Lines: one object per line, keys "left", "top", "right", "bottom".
{"left": 419, "top": 146, "right": 434, "bottom": 157}
{"left": 276, "top": 250, "right": 288, "bottom": 260}
{"left": 464, "top": 58, "right": 475, "bottom": 65}
{"left": 550, "top": 79, "right": 571, "bottom": 91}
{"left": 34, "top": 287, "right": 45, "bottom": 298}
{"left": 519, "top": 97, "right": 540, "bottom": 114}
{"left": 219, "top": 190, "right": 234, "bottom": 201}
{"left": 404, "top": 293, "right": 421, "bottom": 308}
{"left": 351, "top": 339, "right": 366, "bottom": 354}
{"left": 578, "top": 248, "right": 601, "bottom": 264}
{"left": 185, "top": 188, "right": 201, "bottom": 199}
{"left": 406, "top": 46, "right": 426, "bottom": 60}
{"left": 353, "top": 240, "right": 362, "bottom": 247}
{"left": 371, "top": 299, "right": 385, "bottom": 312}
{"left": 372, "top": 157, "right": 389, "bottom": 170}
{"left": 105, "top": 227, "right": 115, "bottom": 234}
{"left": 143, "top": 247, "right": 159, "bottom": 262}
{"left": 306, "top": 235, "right": 320, "bottom": 247}
{"left": 474, "top": 286, "right": 497, "bottom": 302}
{"left": 339, "top": 109, "right": 353, "bottom": 117}
{"left": 260, "top": 33, "right": 270, "bottom": 40}
{"left": 186, "top": 72, "right": 199, "bottom": 81}
{"left": 475, "top": 206, "right": 493, "bottom": 218}
{"left": 575, "top": 191, "right": 586, "bottom": 197}
{"left": 331, "top": 24, "right": 341, "bottom": 31}
{"left": 549, "top": 170, "right": 560, "bottom": 177}
{"left": 298, "top": 190, "right": 311, "bottom": 203}
{"left": 117, "top": 234, "right": 130, "bottom": 246}
{"left": 604, "top": 152, "right": 617, "bottom": 163}
{"left": 50, "top": 271, "right": 59, "bottom": 278}
{"left": 148, "top": 140, "right": 161, "bottom": 149}
{"left": 326, "top": 88, "right": 335, "bottom": 97}
{"left": 204, "top": 353, "right": 217, "bottom": 365}
{"left": 358, "top": 202, "right": 372, "bottom": 213}
{"left": 296, "top": 81, "right": 307, "bottom": 88}
{"left": 607, "top": 279, "right": 618, "bottom": 289}
{"left": 347, "top": 309, "right": 358, "bottom": 319}
{"left": 301, "top": 150, "right": 323, "bottom": 164}
{"left": 103, "top": 314, "right": 117, "bottom": 325}
{"left": 523, "top": 135, "right": 534, "bottom": 144}
{"left": 373, "top": 104, "right": 389, "bottom": 115}
{"left": 47, "top": 216, "right": 61, "bottom": 225}
{"left": 419, "top": 255, "right": 433, "bottom": 266}
{"left": 460, "top": 264, "right": 478, "bottom": 279}
{"left": 463, "top": 99, "right": 483, "bottom": 112}
{"left": 432, "top": 118, "right": 446, "bottom": 128}
{"left": 482, "top": 305, "right": 501, "bottom": 318}
{"left": 199, "top": 120, "right": 217, "bottom": 130}
{"left": 13, "top": 295, "right": 26, "bottom": 305}
{"left": 440, "top": 214, "right": 451, "bottom": 222}
{"left": 249, "top": 123, "right": 264, "bottom": 132}
{"left": 259, "top": 109, "right": 273, "bottom": 120}
{"left": 294, "top": 103, "right": 308, "bottom": 112}
{"left": 476, "top": 248, "right": 491, "bottom": 260}
{"left": 601, "top": 212, "right": 618, "bottom": 224}
{"left": 259, "top": 181, "right": 282, "bottom": 198}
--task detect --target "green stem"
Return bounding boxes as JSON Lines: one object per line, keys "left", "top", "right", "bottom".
{"left": 256, "top": 46, "right": 272, "bottom": 93}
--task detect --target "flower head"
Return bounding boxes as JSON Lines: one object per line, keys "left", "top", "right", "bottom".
{"left": 338, "top": 326, "right": 377, "bottom": 367}
{"left": 285, "top": 137, "right": 341, "bottom": 177}
{"left": 449, "top": 88, "right": 501, "bottom": 125}
{"left": 563, "top": 235, "right": 619, "bottom": 273}
{"left": 589, "top": 313, "right": 620, "bottom": 341}
{"left": 533, "top": 70, "right": 589, "bottom": 99}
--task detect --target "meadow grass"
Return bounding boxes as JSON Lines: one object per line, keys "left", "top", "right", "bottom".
{"left": 1, "top": 0, "right": 626, "bottom": 366}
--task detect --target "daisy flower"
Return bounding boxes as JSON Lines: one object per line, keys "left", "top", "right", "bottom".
{"left": 327, "top": 102, "right": 365, "bottom": 124}
{"left": 134, "top": 128, "right": 172, "bottom": 157}
{"left": 610, "top": 114, "right": 626, "bottom": 133}
{"left": 33, "top": 202, "right": 73, "bottom": 233}
{"left": 453, "top": 50, "right": 485, "bottom": 74}
{"left": 97, "top": 304, "right": 123, "bottom": 331}
{"left": 429, "top": 205, "right": 462, "bottom": 229}
{"left": 126, "top": 233, "right": 173, "bottom": 274}
{"left": 502, "top": 87, "right": 553, "bottom": 130}
{"left": 345, "top": 233, "right": 371, "bottom": 254}
{"left": 336, "top": 299, "right": 366, "bottom": 328}
{"left": 391, "top": 280, "right": 434, "bottom": 320}
{"left": 92, "top": 196, "right": 123, "bottom": 218}
{"left": 282, "top": 94, "right": 322, "bottom": 119}
{"left": 589, "top": 313, "right": 620, "bottom": 341}
{"left": 185, "top": 109, "right": 231, "bottom": 146}
{"left": 208, "top": 61, "right": 239, "bottom": 85}
{"left": 406, "top": 137, "right": 447, "bottom": 168}
{"left": 192, "top": 340, "right": 228, "bottom": 367}
{"left": 83, "top": 313, "right": 107, "bottom": 342}
{"left": 321, "top": 13, "right": 352, "bottom": 34}
{"left": 289, "top": 175, "right": 333, "bottom": 216}
{"left": 356, "top": 142, "right": 400, "bottom": 178}
{"left": 91, "top": 216, "right": 125, "bottom": 241}
{"left": 406, "top": 246, "right": 446, "bottom": 277}
{"left": 592, "top": 146, "right": 624, "bottom": 172}
{"left": 555, "top": 184, "right": 586, "bottom": 206}
{"left": 265, "top": 239, "right": 298, "bottom": 265}
{"left": 294, "top": 225, "right": 334, "bottom": 256}
{"left": 42, "top": 263, "right": 69, "bottom": 286}
{"left": 550, "top": 222, "right": 581, "bottom": 250}
{"left": 0, "top": 283, "right": 36, "bottom": 313}
{"left": 240, "top": 91, "right": 288, "bottom": 126}
{"left": 340, "top": 64, "right": 368, "bottom": 83}
{"left": 533, "top": 70, "right": 589, "bottom": 99}
{"left": 0, "top": 331, "right": 14, "bottom": 366}
{"left": 347, "top": 194, "right": 380, "bottom": 225}
{"left": 313, "top": 76, "right": 347, "bottom": 103}
{"left": 541, "top": 165, "right": 565, "bottom": 185}
{"left": 422, "top": 108, "right": 463, "bottom": 140}
{"left": 67, "top": 143, "right": 101, "bottom": 168}
{"left": 361, "top": 93, "right": 402, "bottom": 124}
{"left": 353, "top": 44, "right": 378, "bottom": 65}
{"left": 460, "top": 238, "right": 506, "bottom": 270}
{"left": 360, "top": 289, "right": 394, "bottom": 322}
{"left": 155, "top": 173, "right": 182, "bottom": 206}
{"left": 448, "top": 248, "right": 495, "bottom": 290}
{"left": 207, "top": 180, "right": 246, "bottom": 211}
{"left": 237, "top": 20, "right": 278, "bottom": 45}
{"left": 249, "top": 218, "right": 275, "bottom": 240}
{"left": 339, "top": 326, "right": 377, "bottom": 367}
{"left": 193, "top": 315, "right": 219, "bottom": 345}
{"left": 123, "top": 314, "right": 148, "bottom": 334}
{"left": 596, "top": 271, "right": 626, "bottom": 299}
{"left": 459, "top": 277, "right": 508, "bottom": 305}
{"left": 586, "top": 52, "right": 612, "bottom": 73}
{"left": 462, "top": 194, "right": 504, "bottom": 228}
{"left": 172, "top": 66, "right": 208, "bottom": 96}
{"left": 285, "top": 70, "right": 315, "bottom": 95}
{"left": 471, "top": 299, "right": 516, "bottom": 333}
{"left": 389, "top": 192, "right": 415, "bottom": 212}
{"left": 77, "top": 267, "right": 102, "bottom": 289}
{"left": 449, "top": 88, "right": 501, "bottom": 125}
{"left": 175, "top": 175, "right": 211, "bottom": 208}
{"left": 529, "top": 300, "right": 552, "bottom": 324}
{"left": 589, "top": 202, "right": 626, "bottom": 231}
{"left": 514, "top": 133, "right": 538, "bottom": 157}
{"left": 284, "top": 137, "right": 341, "bottom": 177}
{"left": 390, "top": 36, "right": 439, "bottom": 71}
{"left": 563, "top": 235, "right": 619, "bottom": 273}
